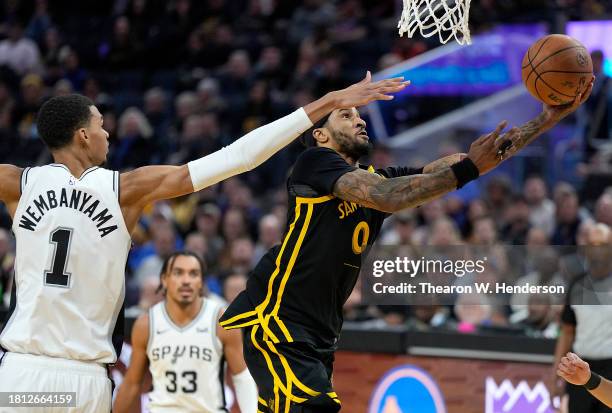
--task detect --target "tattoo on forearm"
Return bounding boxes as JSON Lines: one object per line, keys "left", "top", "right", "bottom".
{"left": 334, "top": 168, "right": 457, "bottom": 212}
{"left": 508, "top": 112, "right": 551, "bottom": 154}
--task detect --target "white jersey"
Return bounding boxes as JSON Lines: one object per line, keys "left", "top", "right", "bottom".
{"left": 147, "top": 300, "right": 227, "bottom": 413}
{"left": 0, "top": 164, "right": 131, "bottom": 364}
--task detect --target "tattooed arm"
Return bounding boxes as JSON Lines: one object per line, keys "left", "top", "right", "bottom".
{"left": 500, "top": 77, "right": 595, "bottom": 159}
{"left": 423, "top": 153, "right": 467, "bottom": 174}
{"left": 333, "top": 121, "right": 513, "bottom": 212}
{"left": 333, "top": 167, "right": 458, "bottom": 212}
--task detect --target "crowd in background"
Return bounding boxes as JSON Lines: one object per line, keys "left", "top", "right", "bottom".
{"left": 0, "top": 0, "right": 611, "bottom": 340}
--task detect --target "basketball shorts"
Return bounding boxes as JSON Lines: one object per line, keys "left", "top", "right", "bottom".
{"left": 243, "top": 325, "right": 341, "bottom": 413}
{"left": 0, "top": 352, "right": 112, "bottom": 413}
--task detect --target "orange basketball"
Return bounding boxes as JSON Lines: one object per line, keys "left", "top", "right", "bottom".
{"left": 521, "top": 34, "right": 593, "bottom": 106}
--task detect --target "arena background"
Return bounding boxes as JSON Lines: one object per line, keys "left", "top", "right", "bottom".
{"left": 0, "top": 0, "right": 610, "bottom": 412}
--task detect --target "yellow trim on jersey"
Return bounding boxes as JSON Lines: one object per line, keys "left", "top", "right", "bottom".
{"left": 219, "top": 309, "right": 257, "bottom": 327}
{"left": 272, "top": 201, "right": 314, "bottom": 318}
{"left": 295, "top": 195, "right": 334, "bottom": 204}
{"left": 275, "top": 316, "right": 293, "bottom": 342}
{"left": 223, "top": 318, "right": 260, "bottom": 329}
{"left": 264, "top": 339, "right": 320, "bottom": 398}
{"left": 250, "top": 326, "right": 307, "bottom": 404}
{"left": 255, "top": 202, "right": 303, "bottom": 337}
{"left": 222, "top": 194, "right": 333, "bottom": 339}
{"left": 333, "top": 398, "right": 341, "bottom": 404}
{"left": 327, "top": 392, "right": 338, "bottom": 398}
{"left": 258, "top": 397, "right": 268, "bottom": 407}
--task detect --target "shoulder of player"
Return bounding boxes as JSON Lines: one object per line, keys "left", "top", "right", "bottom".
{"left": 0, "top": 164, "right": 23, "bottom": 201}
{"left": 131, "top": 311, "right": 150, "bottom": 350}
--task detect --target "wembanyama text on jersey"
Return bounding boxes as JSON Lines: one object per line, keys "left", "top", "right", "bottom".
{"left": 0, "top": 164, "right": 131, "bottom": 363}
{"left": 221, "top": 147, "right": 422, "bottom": 348}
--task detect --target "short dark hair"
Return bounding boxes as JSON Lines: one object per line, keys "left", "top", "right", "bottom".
{"left": 299, "top": 113, "right": 331, "bottom": 148}
{"left": 157, "top": 251, "right": 207, "bottom": 293}
{"left": 36, "top": 94, "right": 95, "bottom": 150}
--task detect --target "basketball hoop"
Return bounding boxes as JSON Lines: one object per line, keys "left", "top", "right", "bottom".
{"left": 398, "top": 0, "right": 472, "bottom": 45}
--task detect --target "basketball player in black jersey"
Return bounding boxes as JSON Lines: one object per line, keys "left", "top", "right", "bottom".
{"left": 220, "top": 82, "right": 594, "bottom": 412}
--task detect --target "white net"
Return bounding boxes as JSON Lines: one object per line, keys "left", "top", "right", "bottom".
{"left": 398, "top": 0, "right": 472, "bottom": 45}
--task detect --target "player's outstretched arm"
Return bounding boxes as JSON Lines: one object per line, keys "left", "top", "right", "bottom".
{"left": 333, "top": 121, "right": 517, "bottom": 212}
{"left": 558, "top": 352, "right": 612, "bottom": 407}
{"left": 498, "top": 77, "right": 594, "bottom": 160}
{"left": 0, "top": 164, "right": 23, "bottom": 217}
{"left": 113, "top": 313, "right": 150, "bottom": 413}
{"left": 217, "top": 315, "right": 258, "bottom": 413}
{"left": 422, "top": 153, "right": 467, "bottom": 174}
{"left": 118, "top": 72, "right": 408, "bottom": 231}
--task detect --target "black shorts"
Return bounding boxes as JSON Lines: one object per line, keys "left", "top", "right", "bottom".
{"left": 243, "top": 325, "right": 341, "bottom": 413}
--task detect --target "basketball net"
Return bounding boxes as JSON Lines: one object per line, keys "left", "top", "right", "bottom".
{"left": 398, "top": 0, "right": 472, "bottom": 45}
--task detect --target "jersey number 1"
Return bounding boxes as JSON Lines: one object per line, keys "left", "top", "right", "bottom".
{"left": 45, "top": 227, "right": 73, "bottom": 288}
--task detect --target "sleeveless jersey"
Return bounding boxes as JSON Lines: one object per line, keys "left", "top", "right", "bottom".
{"left": 0, "top": 164, "right": 131, "bottom": 363}
{"left": 147, "top": 300, "right": 227, "bottom": 413}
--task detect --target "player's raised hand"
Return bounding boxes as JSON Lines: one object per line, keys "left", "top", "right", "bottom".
{"left": 557, "top": 352, "right": 591, "bottom": 386}
{"left": 466, "top": 121, "right": 520, "bottom": 175}
{"left": 330, "top": 71, "right": 410, "bottom": 108}
{"left": 544, "top": 76, "right": 595, "bottom": 122}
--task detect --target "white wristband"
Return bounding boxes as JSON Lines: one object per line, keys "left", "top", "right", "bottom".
{"left": 188, "top": 107, "right": 313, "bottom": 191}
{"left": 232, "top": 368, "right": 258, "bottom": 413}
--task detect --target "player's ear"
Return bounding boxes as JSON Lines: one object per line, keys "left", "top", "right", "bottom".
{"left": 312, "top": 127, "right": 330, "bottom": 145}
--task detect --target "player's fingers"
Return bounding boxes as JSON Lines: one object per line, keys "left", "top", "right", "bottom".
{"left": 558, "top": 362, "right": 575, "bottom": 376}
{"left": 371, "top": 77, "right": 406, "bottom": 90}
{"left": 481, "top": 121, "right": 508, "bottom": 147}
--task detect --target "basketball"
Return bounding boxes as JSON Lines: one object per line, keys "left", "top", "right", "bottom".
{"left": 521, "top": 34, "right": 593, "bottom": 106}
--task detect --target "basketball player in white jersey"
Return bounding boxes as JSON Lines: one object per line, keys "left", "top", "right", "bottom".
{"left": 0, "top": 73, "right": 408, "bottom": 412}
{"left": 113, "top": 251, "right": 257, "bottom": 413}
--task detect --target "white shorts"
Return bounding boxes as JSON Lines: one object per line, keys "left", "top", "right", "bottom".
{"left": 0, "top": 352, "right": 112, "bottom": 413}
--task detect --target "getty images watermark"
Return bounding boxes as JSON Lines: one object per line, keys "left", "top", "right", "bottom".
{"left": 360, "top": 245, "right": 610, "bottom": 306}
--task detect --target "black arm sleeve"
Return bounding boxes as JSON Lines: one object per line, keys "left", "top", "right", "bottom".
{"left": 290, "top": 147, "right": 357, "bottom": 194}
{"left": 376, "top": 166, "right": 424, "bottom": 179}
{"left": 561, "top": 304, "right": 577, "bottom": 326}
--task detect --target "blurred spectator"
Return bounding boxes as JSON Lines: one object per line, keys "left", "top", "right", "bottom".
{"left": 381, "top": 210, "right": 417, "bottom": 246}
{"left": 194, "top": 203, "right": 224, "bottom": 268}
{"left": 102, "top": 16, "right": 143, "bottom": 70}
{"left": 125, "top": 276, "right": 164, "bottom": 318}
{"left": 580, "top": 50, "right": 612, "bottom": 160}
{"left": 225, "top": 237, "right": 255, "bottom": 274}
{"left": 134, "top": 220, "right": 179, "bottom": 283}
{"left": 513, "top": 293, "right": 559, "bottom": 339}
{"left": 484, "top": 175, "right": 513, "bottom": 227}
{"left": 595, "top": 193, "right": 612, "bottom": 227}
{"left": 501, "top": 195, "right": 532, "bottom": 245}
{"left": 524, "top": 175, "right": 555, "bottom": 237}
{"left": 110, "top": 107, "right": 157, "bottom": 169}
{"left": 511, "top": 247, "right": 565, "bottom": 310}
{"left": 223, "top": 273, "right": 247, "bottom": 304}
{"left": 552, "top": 184, "right": 583, "bottom": 245}
{"left": 253, "top": 214, "right": 282, "bottom": 264}
{"left": 143, "top": 87, "right": 170, "bottom": 153}
{"left": 0, "top": 21, "right": 42, "bottom": 76}
{"left": 184, "top": 232, "right": 208, "bottom": 262}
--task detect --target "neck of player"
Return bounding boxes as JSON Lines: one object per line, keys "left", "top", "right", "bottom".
{"left": 52, "top": 147, "right": 97, "bottom": 178}
{"left": 166, "top": 296, "right": 204, "bottom": 327}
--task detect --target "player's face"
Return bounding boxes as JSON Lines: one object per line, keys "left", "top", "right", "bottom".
{"left": 163, "top": 255, "right": 203, "bottom": 306}
{"left": 327, "top": 107, "right": 371, "bottom": 160}
{"left": 84, "top": 106, "right": 110, "bottom": 166}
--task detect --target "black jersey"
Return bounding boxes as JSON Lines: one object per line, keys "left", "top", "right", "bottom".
{"left": 220, "top": 147, "right": 422, "bottom": 347}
